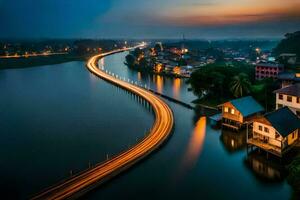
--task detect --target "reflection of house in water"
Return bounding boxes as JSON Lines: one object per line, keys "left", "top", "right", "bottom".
{"left": 220, "top": 130, "right": 247, "bottom": 153}
{"left": 245, "top": 152, "right": 287, "bottom": 182}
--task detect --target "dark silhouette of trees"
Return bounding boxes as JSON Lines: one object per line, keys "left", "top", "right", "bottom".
{"left": 125, "top": 54, "right": 136, "bottom": 68}
{"left": 273, "top": 31, "right": 300, "bottom": 59}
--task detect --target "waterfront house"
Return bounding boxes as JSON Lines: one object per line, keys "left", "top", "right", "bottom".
{"left": 220, "top": 96, "right": 264, "bottom": 130}
{"left": 278, "top": 72, "right": 300, "bottom": 88}
{"left": 274, "top": 83, "right": 300, "bottom": 117}
{"left": 255, "top": 63, "right": 284, "bottom": 80}
{"left": 247, "top": 107, "right": 300, "bottom": 157}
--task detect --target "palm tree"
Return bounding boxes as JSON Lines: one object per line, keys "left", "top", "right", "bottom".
{"left": 230, "top": 73, "right": 251, "bottom": 98}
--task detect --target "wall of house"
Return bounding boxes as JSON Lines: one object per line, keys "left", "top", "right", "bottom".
{"left": 253, "top": 122, "right": 282, "bottom": 148}
{"left": 222, "top": 102, "right": 243, "bottom": 123}
{"left": 255, "top": 66, "right": 283, "bottom": 80}
{"left": 287, "top": 129, "right": 299, "bottom": 145}
{"left": 276, "top": 93, "right": 300, "bottom": 116}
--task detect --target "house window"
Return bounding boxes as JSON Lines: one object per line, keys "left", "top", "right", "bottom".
{"left": 264, "top": 127, "right": 269, "bottom": 133}
{"left": 231, "top": 109, "right": 235, "bottom": 115}
{"left": 292, "top": 132, "right": 295, "bottom": 139}
{"left": 224, "top": 107, "right": 229, "bottom": 113}
{"left": 258, "top": 125, "right": 263, "bottom": 131}
{"left": 287, "top": 96, "right": 293, "bottom": 102}
{"left": 297, "top": 97, "right": 300, "bottom": 104}
{"left": 279, "top": 94, "right": 283, "bottom": 100}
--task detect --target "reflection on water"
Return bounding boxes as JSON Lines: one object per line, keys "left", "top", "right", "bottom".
{"left": 245, "top": 152, "right": 287, "bottom": 182}
{"left": 181, "top": 117, "right": 206, "bottom": 171}
{"left": 173, "top": 78, "right": 181, "bottom": 99}
{"left": 137, "top": 72, "right": 142, "bottom": 81}
{"left": 220, "top": 130, "right": 247, "bottom": 153}
{"left": 156, "top": 75, "right": 163, "bottom": 93}
{"left": 99, "top": 58, "right": 105, "bottom": 68}
{"left": 172, "top": 117, "right": 206, "bottom": 185}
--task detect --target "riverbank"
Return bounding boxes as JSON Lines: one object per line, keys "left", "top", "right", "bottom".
{"left": 127, "top": 65, "right": 189, "bottom": 79}
{"left": 0, "top": 53, "right": 91, "bottom": 70}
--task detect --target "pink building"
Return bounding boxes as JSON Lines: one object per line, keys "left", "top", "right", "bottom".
{"left": 255, "top": 63, "right": 284, "bottom": 80}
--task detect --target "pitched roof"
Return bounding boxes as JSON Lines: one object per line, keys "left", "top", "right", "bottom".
{"left": 278, "top": 72, "right": 300, "bottom": 81}
{"left": 229, "top": 96, "right": 264, "bottom": 117}
{"left": 274, "top": 83, "right": 300, "bottom": 97}
{"left": 264, "top": 107, "right": 300, "bottom": 137}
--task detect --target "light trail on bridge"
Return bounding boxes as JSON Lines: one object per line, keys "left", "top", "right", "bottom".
{"left": 31, "top": 45, "right": 174, "bottom": 200}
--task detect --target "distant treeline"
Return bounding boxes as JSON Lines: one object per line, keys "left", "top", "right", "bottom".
{"left": 164, "top": 40, "right": 279, "bottom": 51}
{"left": 273, "top": 31, "right": 300, "bottom": 59}
{"left": 0, "top": 39, "right": 138, "bottom": 69}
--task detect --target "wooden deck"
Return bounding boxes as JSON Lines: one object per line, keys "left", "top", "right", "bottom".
{"left": 247, "top": 138, "right": 299, "bottom": 158}
{"left": 222, "top": 123, "right": 239, "bottom": 130}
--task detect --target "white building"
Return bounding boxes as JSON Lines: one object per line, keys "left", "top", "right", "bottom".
{"left": 274, "top": 83, "right": 300, "bottom": 117}
{"left": 248, "top": 107, "right": 300, "bottom": 157}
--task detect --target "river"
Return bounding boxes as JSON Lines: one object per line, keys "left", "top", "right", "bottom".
{"left": 0, "top": 51, "right": 292, "bottom": 199}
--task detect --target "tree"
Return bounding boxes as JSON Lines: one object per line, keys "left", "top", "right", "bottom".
{"left": 154, "top": 43, "right": 163, "bottom": 53}
{"left": 273, "top": 31, "right": 300, "bottom": 60}
{"left": 124, "top": 54, "right": 136, "bottom": 68}
{"left": 230, "top": 73, "right": 251, "bottom": 98}
{"left": 132, "top": 48, "right": 143, "bottom": 58}
{"left": 139, "top": 57, "right": 148, "bottom": 69}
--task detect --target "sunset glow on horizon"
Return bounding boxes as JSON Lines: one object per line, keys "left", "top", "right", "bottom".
{"left": 1, "top": 0, "right": 300, "bottom": 38}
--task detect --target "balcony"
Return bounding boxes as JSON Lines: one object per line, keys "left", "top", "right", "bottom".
{"left": 247, "top": 137, "right": 283, "bottom": 157}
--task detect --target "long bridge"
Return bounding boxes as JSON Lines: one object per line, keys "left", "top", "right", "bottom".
{"left": 31, "top": 46, "right": 174, "bottom": 200}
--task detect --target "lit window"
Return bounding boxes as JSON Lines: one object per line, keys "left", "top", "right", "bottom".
{"left": 287, "top": 96, "right": 292, "bottom": 102}
{"left": 224, "top": 107, "right": 229, "bottom": 113}
{"left": 231, "top": 109, "right": 235, "bottom": 114}
{"left": 264, "top": 127, "right": 269, "bottom": 133}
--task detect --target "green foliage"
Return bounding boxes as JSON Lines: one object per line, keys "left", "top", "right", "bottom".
{"left": 205, "top": 47, "right": 225, "bottom": 62}
{"left": 188, "top": 62, "right": 253, "bottom": 100}
{"left": 251, "top": 78, "right": 278, "bottom": 111}
{"left": 188, "top": 61, "right": 277, "bottom": 108}
{"left": 124, "top": 54, "right": 136, "bottom": 68}
{"left": 132, "top": 48, "right": 143, "bottom": 58}
{"left": 273, "top": 31, "right": 300, "bottom": 59}
{"left": 230, "top": 73, "right": 251, "bottom": 98}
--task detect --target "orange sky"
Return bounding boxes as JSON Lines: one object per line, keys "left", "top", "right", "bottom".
{"left": 158, "top": 0, "right": 300, "bottom": 26}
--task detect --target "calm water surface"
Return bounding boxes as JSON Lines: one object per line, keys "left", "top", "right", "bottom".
{"left": 0, "top": 52, "right": 292, "bottom": 199}
{"left": 0, "top": 61, "right": 153, "bottom": 199}
{"left": 86, "top": 52, "right": 292, "bottom": 200}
